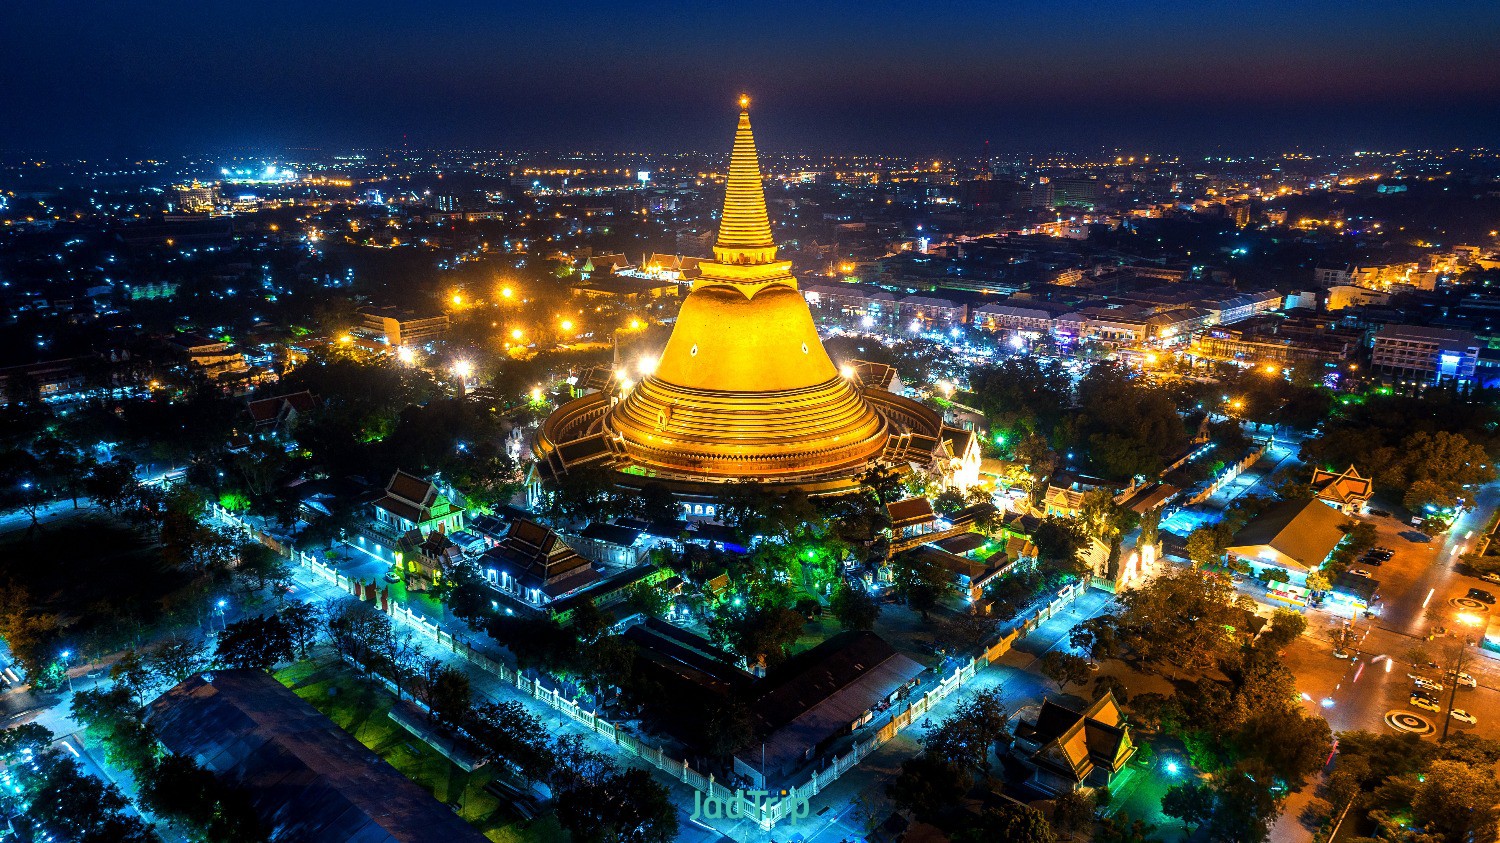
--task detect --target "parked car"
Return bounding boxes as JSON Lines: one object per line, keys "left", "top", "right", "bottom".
{"left": 1371, "top": 510, "right": 1392, "bottom": 518}
{"left": 1467, "top": 588, "right": 1496, "bottom": 605}
{"left": 1451, "top": 709, "right": 1479, "bottom": 725}
{"left": 1332, "top": 649, "right": 1352, "bottom": 659}
{"left": 1481, "top": 573, "right": 1500, "bottom": 585}
{"left": 1410, "top": 694, "right": 1441, "bottom": 712}
{"left": 1351, "top": 569, "right": 1372, "bottom": 578}
{"left": 1451, "top": 671, "right": 1478, "bottom": 689}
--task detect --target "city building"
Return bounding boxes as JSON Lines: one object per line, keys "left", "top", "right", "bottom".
{"left": 147, "top": 670, "right": 489, "bottom": 843}
{"left": 732, "top": 631, "right": 925, "bottom": 787}
{"left": 1225, "top": 498, "right": 1350, "bottom": 578}
{"left": 354, "top": 306, "right": 451, "bottom": 349}
{"left": 168, "top": 333, "right": 250, "bottom": 381}
{"left": 1370, "top": 324, "right": 1480, "bottom": 386}
{"left": 534, "top": 100, "right": 947, "bottom": 496}
{"left": 244, "top": 390, "right": 317, "bottom": 438}
{"left": 371, "top": 471, "right": 464, "bottom": 541}
{"left": 1310, "top": 465, "right": 1373, "bottom": 515}
{"left": 478, "top": 519, "right": 600, "bottom": 608}
{"left": 1012, "top": 692, "right": 1136, "bottom": 794}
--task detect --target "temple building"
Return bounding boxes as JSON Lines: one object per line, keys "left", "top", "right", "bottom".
{"left": 534, "top": 98, "right": 948, "bottom": 497}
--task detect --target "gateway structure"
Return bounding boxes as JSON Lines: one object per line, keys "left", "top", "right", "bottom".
{"left": 534, "top": 98, "right": 951, "bottom": 494}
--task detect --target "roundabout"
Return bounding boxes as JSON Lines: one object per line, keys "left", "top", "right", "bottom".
{"left": 1450, "top": 597, "right": 1487, "bottom": 611}
{"left": 1384, "top": 710, "right": 1436, "bottom": 736}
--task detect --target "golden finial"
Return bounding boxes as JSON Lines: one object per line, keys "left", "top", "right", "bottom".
{"left": 739, "top": 93, "right": 750, "bottom": 110}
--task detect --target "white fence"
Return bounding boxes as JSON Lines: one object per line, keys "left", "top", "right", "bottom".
{"left": 207, "top": 503, "right": 1089, "bottom": 830}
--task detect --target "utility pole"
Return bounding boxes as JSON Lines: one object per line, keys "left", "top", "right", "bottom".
{"left": 1439, "top": 636, "right": 1470, "bottom": 741}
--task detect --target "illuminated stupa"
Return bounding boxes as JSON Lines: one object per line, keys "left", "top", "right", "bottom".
{"left": 534, "top": 97, "right": 946, "bottom": 493}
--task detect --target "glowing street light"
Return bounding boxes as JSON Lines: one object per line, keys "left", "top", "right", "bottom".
{"left": 510, "top": 328, "right": 524, "bottom": 341}
{"left": 639, "top": 356, "right": 658, "bottom": 376}
{"left": 452, "top": 360, "right": 473, "bottom": 380}
{"left": 529, "top": 386, "right": 544, "bottom": 402}
{"left": 499, "top": 286, "right": 515, "bottom": 300}
{"left": 396, "top": 346, "right": 416, "bottom": 365}
{"left": 560, "top": 319, "right": 575, "bottom": 332}
{"left": 451, "top": 292, "right": 464, "bottom": 307}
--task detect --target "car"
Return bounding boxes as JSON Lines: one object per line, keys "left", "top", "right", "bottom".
{"left": 1362, "top": 557, "right": 1384, "bottom": 567}
{"left": 383, "top": 570, "right": 402, "bottom": 583}
{"left": 1332, "top": 649, "right": 1352, "bottom": 659}
{"left": 1450, "top": 671, "right": 1478, "bottom": 689}
{"left": 1451, "top": 709, "right": 1478, "bottom": 725}
{"left": 1350, "top": 569, "right": 1372, "bottom": 578}
{"left": 1467, "top": 588, "right": 1496, "bottom": 605}
{"left": 1411, "top": 676, "right": 1445, "bottom": 693}
{"left": 1410, "top": 694, "right": 1442, "bottom": 712}
{"left": 1372, "top": 509, "right": 1392, "bottom": 518}
{"left": 1482, "top": 573, "right": 1500, "bottom": 585}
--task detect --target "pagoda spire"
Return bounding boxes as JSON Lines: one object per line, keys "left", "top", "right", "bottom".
{"left": 713, "top": 95, "right": 778, "bottom": 265}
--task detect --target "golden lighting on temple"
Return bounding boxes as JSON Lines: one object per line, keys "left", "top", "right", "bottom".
{"left": 533, "top": 96, "right": 945, "bottom": 492}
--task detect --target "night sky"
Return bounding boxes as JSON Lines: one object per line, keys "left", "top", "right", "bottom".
{"left": 3, "top": 0, "right": 1498, "bottom": 155}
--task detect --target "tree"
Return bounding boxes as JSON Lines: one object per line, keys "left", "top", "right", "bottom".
{"left": 467, "top": 701, "right": 553, "bottom": 783}
{"left": 1205, "top": 761, "right": 1281, "bottom": 843}
{"left": 1111, "top": 567, "right": 1238, "bottom": 676}
{"left": 556, "top": 767, "right": 678, "bottom": 843}
{"left": 1161, "top": 780, "right": 1214, "bottom": 837}
{"left": 888, "top": 755, "right": 968, "bottom": 822}
{"left": 959, "top": 803, "right": 1056, "bottom": 843}
{"left": 1185, "top": 524, "right": 1231, "bottom": 569}
{"left": 1306, "top": 570, "right": 1331, "bottom": 594}
{"left": 707, "top": 604, "right": 805, "bottom": 669}
{"left": 1051, "top": 789, "right": 1096, "bottom": 835}
{"left": 70, "top": 685, "right": 158, "bottom": 775}
{"left": 623, "top": 581, "right": 669, "bottom": 619}
{"left": 110, "top": 648, "right": 155, "bottom": 707}
{"left": 1257, "top": 607, "right": 1307, "bottom": 652}
{"left": 1033, "top": 517, "right": 1090, "bottom": 577}
{"left": 325, "top": 597, "right": 394, "bottom": 673}
{"left": 829, "top": 581, "right": 881, "bottom": 631}
{"left": 235, "top": 542, "right": 290, "bottom": 595}
{"left": 280, "top": 601, "right": 323, "bottom": 658}
{"left": 1092, "top": 674, "right": 1130, "bottom": 704}
{"left": 147, "top": 634, "right": 209, "bottom": 685}
{"left": 1092, "top": 813, "right": 1158, "bottom": 843}
{"left": 1412, "top": 759, "right": 1500, "bottom": 842}
{"left": 923, "top": 688, "right": 1010, "bottom": 776}
{"left": 139, "top": 753, "right": 267, "bottom": 843}
{"left": 1039, "top": 651, "right": 1092, "bottom": 693}
{"left": 416, "top": 660, "right": 472, "bottom": 732}
{"left": 32, "top": 757, "right": 162, "bottom": 843}
{"left": 892, "top": 551, "right": 957, "bottom": 620}
{"left": 1070, "top": 615, "right": 1123, "bottom": 661}
{"left": 215, "top": 615, "right": 294, "bottom": 672}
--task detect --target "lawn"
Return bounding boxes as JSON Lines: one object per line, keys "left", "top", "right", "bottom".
{"left": 275, "top": 659, "right": 566, "bottom": 843}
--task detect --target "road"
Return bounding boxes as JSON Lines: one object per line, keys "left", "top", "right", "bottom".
{"left": 1266, "top": 481, "right": 1500, "bottom": 841}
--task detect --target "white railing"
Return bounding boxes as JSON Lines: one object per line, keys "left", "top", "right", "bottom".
{"left": 207, "top": 502, "right": 1089, "bottom": 830}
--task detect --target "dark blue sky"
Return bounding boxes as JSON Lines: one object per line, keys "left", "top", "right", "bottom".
{"left": 3, "top": 0, "right": 1498, "bottom": 155}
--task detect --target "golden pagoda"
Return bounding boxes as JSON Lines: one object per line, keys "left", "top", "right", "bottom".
{"left": 534, "top": 97, "right": 945, "bottom": 493}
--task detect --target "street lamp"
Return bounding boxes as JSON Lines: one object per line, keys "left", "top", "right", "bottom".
{"left": 452, "top": 360, "right": 473, "bottom": 396}
{"left": 59, "top": 649, "right": 74, "bottom": 692}
{"left": 214, "top": 599, "right": 229, "bottom": 631}
{"left": 1441, "top": 613, "right": 1483, "bottom": 740}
